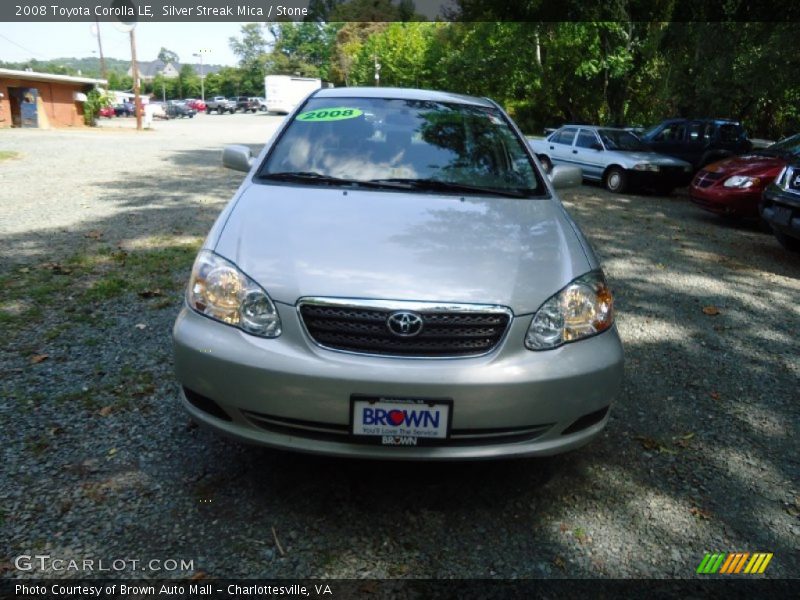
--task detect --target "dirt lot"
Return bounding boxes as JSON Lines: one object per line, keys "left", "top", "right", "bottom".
{"left": 1, "top": 114, "right": 798, "bottom": 580}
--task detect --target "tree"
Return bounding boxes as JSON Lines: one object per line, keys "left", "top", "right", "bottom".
{"left": 157, "top": 47, "right": 179, "bottom": 65}
{"left": 178, "top": 64, "right": 200, "bottom": 99}
{"left": 229, "top": 24, "right": 268, "bottom": 67}
{"left": 229, "top": 23, "right": 269, "bottom": 94}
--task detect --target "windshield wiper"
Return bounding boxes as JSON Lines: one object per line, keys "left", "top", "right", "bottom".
{"left": 261, "top": 171, "right": 418, "bottom": 191}
{"left": 372, "top": 178, "right": 529, "bottom": 198}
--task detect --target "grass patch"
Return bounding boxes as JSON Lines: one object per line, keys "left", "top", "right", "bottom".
{"left": 3, "top": 237, "right": 201, "bottom": 344}
{"left": 0, "top": 150, "right": 21, "bottom": 161}
{"left": 84, "top": 276, "right": 130, "bottom": 301}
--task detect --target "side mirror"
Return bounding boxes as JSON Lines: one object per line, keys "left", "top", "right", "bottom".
{"left": 549, "top": 165, "right": 582, "bottom": 189}
{"left": 222, "top": 145, "right": 254, "bottom": 172}
{"left": 591, "top": 142, "right": 603, "bottom": 151}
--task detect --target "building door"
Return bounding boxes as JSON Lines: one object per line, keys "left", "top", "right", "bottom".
{"left": 8, "top": 87, "right": 39, "bottom": 127}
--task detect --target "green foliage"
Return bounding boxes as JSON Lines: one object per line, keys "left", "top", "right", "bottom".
{"left": 229, "top": 23, "right": 269, "bottom": 95}
{"left": 107, "top": 71, "right": 133, "bottom": 92}
{"left": 82, "top": 88, "right": 104, "bottom": 126}
{"left": 157, "top": 47, "right": 180, "bottom": 65}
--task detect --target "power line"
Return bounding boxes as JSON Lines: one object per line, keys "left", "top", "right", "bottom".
{"left": 0, "top": 32, "right": 50, "bottom": 60}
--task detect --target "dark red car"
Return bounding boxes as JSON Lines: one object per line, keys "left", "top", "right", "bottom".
{"left": 689, "top": 133, "right": 800, "bottom": 218}
{"left": 98, "top": 105, "right": 115, "bottom": 118}
{"left": 185, "top": 98, "right": 206, "bottom": 112}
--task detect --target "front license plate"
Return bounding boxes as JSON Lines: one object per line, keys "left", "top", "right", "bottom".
{"left": 772, "top": 205, "right": 792, "bottom": 227}
{"left": 351, "top": 396, "right": 452, "bottom": 444}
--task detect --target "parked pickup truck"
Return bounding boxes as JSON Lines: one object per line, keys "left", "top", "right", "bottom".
{"left": 205, "top": 96, "right": 236, "bottom": 114}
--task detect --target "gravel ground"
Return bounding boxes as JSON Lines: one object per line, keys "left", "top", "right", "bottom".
{"left": 1, "top": 114, "right": 798, "bottom": 581}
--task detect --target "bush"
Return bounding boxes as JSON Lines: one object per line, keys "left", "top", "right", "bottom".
{"left": 83, "top": 88, "right": 103, "bottom": 126}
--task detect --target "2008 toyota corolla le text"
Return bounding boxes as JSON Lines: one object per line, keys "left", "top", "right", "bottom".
{"left": 172, "top": 87, "right": 624, "bottom": 460}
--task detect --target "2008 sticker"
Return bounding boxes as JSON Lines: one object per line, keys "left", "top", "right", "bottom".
{"left": 296, "top": 107, "right": 363, "bottom": 122}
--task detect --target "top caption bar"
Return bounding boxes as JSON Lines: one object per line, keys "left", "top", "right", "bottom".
{"left": 3, "top": 0, "right": 800, "bottom": 22}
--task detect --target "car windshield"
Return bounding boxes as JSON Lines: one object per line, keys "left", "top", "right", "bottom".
{"left": 597, "top": 129, "right": 648, "bottom": 151}
{"left": 762, "top": 133, "right": 800, "bottom": 157}
{"left": 258, "top": 97, "right": 545, "bottom": 197}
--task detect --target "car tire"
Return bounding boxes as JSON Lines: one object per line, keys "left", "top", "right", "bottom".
{"left": 773, "top": 228, "right": 800, "bottom": 252}
{"left": 605, "top": 167, "right": 627, "bottom": 193}
{"left": 206, "top": 108, "right": 211, "bottom": 114}
{"left": 538, "top": 155, "right": 553, "bottom": 174}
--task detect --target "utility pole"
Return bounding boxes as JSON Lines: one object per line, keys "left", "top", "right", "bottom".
{"left": 130, "top": 28, "right": 142, "bottom": 130}
{"left": 94, "top": 17, "right": 107, "bottom": 83}
{"left": 193, "top": 49, "right": 210, "bottom": 101}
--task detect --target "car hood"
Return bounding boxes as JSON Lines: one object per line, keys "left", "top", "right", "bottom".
{"left": 617, "top": 151, "right": 690, "bottom": 167}
{"left": 213, "top": 184, "right": 592, "bottom": 314}
{"left": 702, "top": 154, "right": 787, "bottom": 176}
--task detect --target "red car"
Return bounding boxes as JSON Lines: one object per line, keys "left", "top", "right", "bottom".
{"left": 98, "top": 105, "right": 115, "bottom": 118}
{"left": 185, "top": 99, "right": 206, "bottom": 112}
{"left": 689, "top": 133, "right": 800, "bottom": 218}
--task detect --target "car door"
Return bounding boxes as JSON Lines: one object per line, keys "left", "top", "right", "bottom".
{"left": 572, "top": 129, "right": 605, "bottom": 180}
{"left": 647, "top": 121, "right": 688, "bottom": 161}
{"left": 546, "top": 127, "right": 579, "bottom": 166}
{"left": 684, "top": 121, "right": 709, "bottom": 167}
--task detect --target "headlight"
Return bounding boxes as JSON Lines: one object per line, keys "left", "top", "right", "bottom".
{"left": 187, "top": 250, "right": 281, "bottom": 338}
{"left": 723, "top": 175, "right": 760, "bottom": 188}
{"left": 633, "top": 163, "right": 659, "bottom": 172}
{"left": 525, "top": 271, "right": 614, "bottom": 350}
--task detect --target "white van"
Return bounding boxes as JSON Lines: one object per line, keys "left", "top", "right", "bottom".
{"left": 264, "top": 75, "right": 322, "bottom": 114}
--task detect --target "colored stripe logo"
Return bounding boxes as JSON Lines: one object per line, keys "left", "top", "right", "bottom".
{"left": 697, "top": 552, "right": 773, "bottom": 574}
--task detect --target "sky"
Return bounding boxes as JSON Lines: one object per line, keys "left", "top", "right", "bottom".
{"left": 0, "top": 22, "right": 258, "bottom": 67}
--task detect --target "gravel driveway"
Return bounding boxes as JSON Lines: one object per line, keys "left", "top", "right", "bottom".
{"left": 1, "top": 115, "right": 798, "bottom": 580}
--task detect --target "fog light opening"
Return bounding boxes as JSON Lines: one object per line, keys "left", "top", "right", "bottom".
{"left": 561, "top": 406, "right": 610, "bottom": 435}
{"left": 183, "top": 387, "right": 232, "bottom": 422}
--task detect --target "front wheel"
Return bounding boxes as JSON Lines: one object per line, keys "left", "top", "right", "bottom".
{"left": 605, "top": 167, "right": 627, "bottom": 193}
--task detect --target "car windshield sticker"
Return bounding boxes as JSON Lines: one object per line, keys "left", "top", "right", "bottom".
{"left": 296, "top": 107, "right": 364, "bottom": 122}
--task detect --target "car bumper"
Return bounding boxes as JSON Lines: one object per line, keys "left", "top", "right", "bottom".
{"left": 689, "top": 185, "right": 762, "bottom": 218}
{"left": 761, "top": 187, "right": 800, "bottom": 239}
{"left": 627, "top": 169, "right": 692, "bottom": 189}
{"left": 172, "top": 305, "right": 624, "bottom": 460}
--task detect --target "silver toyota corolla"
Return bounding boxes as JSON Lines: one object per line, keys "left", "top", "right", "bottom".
{"left": 173, "top": 87, "right": 624, "bottom": 460}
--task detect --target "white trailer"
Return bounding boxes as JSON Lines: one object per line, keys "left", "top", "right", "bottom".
{"left": 264, "top": 75, "right": 322, "bottom": 114}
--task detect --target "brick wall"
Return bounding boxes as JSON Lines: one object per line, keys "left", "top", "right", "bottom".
{"left": 0, "top": 77, "right": 90, "bottom": 128}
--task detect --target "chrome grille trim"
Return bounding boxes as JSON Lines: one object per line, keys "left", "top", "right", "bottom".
{"left": 296, "top": 297, "right": 514, "bottom": 359}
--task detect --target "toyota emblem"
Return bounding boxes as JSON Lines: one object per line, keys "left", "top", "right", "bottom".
{"left": 386, "top": 311, "right": 424, "bottom": 337}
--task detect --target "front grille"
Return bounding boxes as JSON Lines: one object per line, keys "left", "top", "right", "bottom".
{"left": 693, "top": 171, "right": 724, "bottom": 188}
{"left": 298, "top": 299, "right": 512, "bottom": 357}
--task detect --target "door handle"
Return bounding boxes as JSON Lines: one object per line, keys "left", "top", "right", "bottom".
{"left": 549, "top": 145, "right": 554, "bottom": 150}
{"left": 572, "top": 150, "right": 578, "bottom": 154}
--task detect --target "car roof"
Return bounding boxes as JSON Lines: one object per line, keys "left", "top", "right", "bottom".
{"left": 313, "top": 86, "right": 496, "bottom": 108}
{"left": 559, "top": 125, "right": 628, "bottom": 132}
{"left": 659, "top": 117, "right": 741, "bottom": 125}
